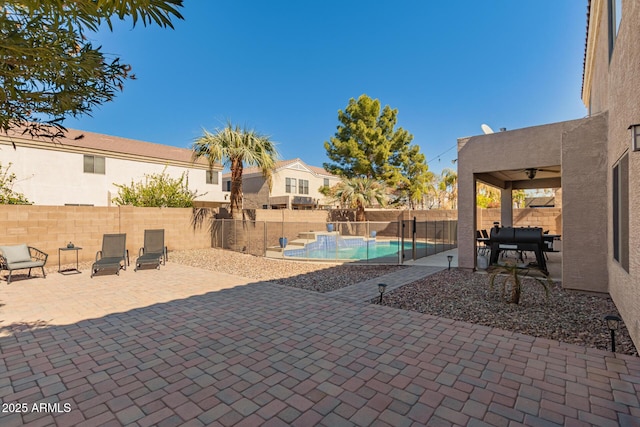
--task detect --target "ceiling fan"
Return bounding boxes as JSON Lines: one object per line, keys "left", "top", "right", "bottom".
{"left": 522, "top": 167, "right": 559, "bottom": 180}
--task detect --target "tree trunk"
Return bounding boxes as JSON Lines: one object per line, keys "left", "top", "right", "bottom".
{"left": 510, "top": 277, "right": 522, "bottom": 304}
{"left": 230, "top": 158, "right": 243, "bottom": 218}
{"left": 355, "top": 201, "right": 365, "bottom": 222}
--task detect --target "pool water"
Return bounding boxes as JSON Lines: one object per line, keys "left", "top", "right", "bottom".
{"left": 284, "top": 240, "right": 432, "bottom": 261}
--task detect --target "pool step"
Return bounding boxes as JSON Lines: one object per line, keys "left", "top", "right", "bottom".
{"left": 264, "top": 233, "right": 325, "bottom": 259}
{"left": 297, "top": 231, "right": 340, "bottom": 240}
{"left": 265, "top": 237, "right": 314, "bottom": 252}
{"left": 286, "top": 239, "right": 308, "bottom": 247}
{"left": 298, "top": 232, "right": 317, "bottom": 240}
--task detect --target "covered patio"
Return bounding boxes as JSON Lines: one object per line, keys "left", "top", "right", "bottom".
{"left": 457, "top": 113, "right": 609, "bottom": 292}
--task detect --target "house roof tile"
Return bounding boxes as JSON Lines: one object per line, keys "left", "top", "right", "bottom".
{"left": 224, "top": 158, "right": 337, "bottom": 178}
{"left": 582, "top": 0, "right": 592, "bottom": 98}
{"left": 5, "top": 127, "right": 216, "bottom": 168}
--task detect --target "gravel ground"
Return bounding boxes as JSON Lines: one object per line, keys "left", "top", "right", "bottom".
{"left": 380, "top": 269, "right": 638, "bottom": 356}
{"left": 47, "top": 248, "right": 405, "bottom": 286}
{"left": 169, "top": 248, "right": 406, "bottom": 290}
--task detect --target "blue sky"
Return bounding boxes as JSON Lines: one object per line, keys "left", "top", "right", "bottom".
{"left": 65, "top": 1, "right": 588, "bottom": 175}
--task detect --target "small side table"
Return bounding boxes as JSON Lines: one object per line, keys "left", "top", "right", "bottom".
{"left": 59, "top": 247, "right": 82, "bottom": 274}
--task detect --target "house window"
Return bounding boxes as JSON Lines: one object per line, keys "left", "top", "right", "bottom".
{"left": 612, "top": 153, "right": 629, "bottom": 272}
{"left": 299, "top": 179, "right": 309, "bottom": 195}
{"left": 83, "top": 155, "right": 105, "bottom": 174}
{"left": 206, "top": 170, "right": 218, "bottom": 185}
{"left": 608, "top": 0, "right": 622, "bottom": 58}
{"left": 615, "top": 0, "right": 622, "bottom": 34}
{"left": 286, "top": 178, "right": 297, "bottom": 194}
{"left": 224, "top": 180, "right": 231, "bottom": 191}
{"left": 324, "top": 178, "right": 329, "bottom": 187}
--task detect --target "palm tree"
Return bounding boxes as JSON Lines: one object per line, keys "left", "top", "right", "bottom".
{"left": 438, "top": 168, "right": 458, "bottom": 209}
{"left": 192, "top": 122, "right": 278, "bottom": 218}
{"left": 333, "top": 177, "right": 387, "bottom": 221}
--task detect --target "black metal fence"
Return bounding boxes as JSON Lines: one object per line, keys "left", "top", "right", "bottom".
{"left": 210, "top": 219, "right": 457, "bottom": 264}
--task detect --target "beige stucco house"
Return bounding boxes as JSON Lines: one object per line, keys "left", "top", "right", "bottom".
{"left": 223, "top": 158, "right": 341, "bottom": 210}
{"left": 457, "top": 0, "right": 640, "bottom": 348}
{"left": 0, "top": 128, "right": 225, "bottom": 206}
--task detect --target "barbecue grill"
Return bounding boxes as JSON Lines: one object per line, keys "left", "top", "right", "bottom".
{"left": 489, "top": 227, "right": 548, "bottom": 275}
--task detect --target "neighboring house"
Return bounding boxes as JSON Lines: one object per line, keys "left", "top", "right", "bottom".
{"left": 0, "top": 128, "right": 225, "bottom": 206}
{"left": 457, "top": 0, "right": 640, "bottom": 348}
{"left": 222, "top": 158, "right": 341, "bottom": 209}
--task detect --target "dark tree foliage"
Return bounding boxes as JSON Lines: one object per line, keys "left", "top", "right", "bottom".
{"left": 0, "top": 0, "right": 183, "bottom": 141}
{"left": 323, "top": 94, "right": 428, "bottom": 186}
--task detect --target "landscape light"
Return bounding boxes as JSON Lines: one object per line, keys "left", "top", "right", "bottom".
{"left": 604, "top": 314, "right": 622, "bottom": 352}
{"left": 378, "top": 283, "right": 387, "bottom": 304}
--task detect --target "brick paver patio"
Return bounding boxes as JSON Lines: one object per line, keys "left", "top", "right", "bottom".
{"left": 0, "top": 262, "right": 639, "bottom": 426}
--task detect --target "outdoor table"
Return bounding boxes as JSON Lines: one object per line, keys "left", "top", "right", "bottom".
{"left": 58, "top": 246, "right": 82, "bottom": 274}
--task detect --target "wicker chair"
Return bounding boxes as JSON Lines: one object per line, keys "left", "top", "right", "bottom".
{"left": 0, "top": 244, "right": 48, "bottom": 284}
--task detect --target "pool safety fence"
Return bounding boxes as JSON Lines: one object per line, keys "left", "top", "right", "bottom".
{"left": 210, "top": 219, "right": 457, "bottom": 264}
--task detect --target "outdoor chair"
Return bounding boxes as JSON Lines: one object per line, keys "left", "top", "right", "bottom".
{"left": 0, "top": 244, "right": 48, "bottom": 284}
{"left": 134, "top": 229, "right": 167, "bottom": 271}
{"left": 91, "top": 234, "right": 128, "bottom": 278}
{"left": 476, "top": 230, "right": 490, "bottom": 256}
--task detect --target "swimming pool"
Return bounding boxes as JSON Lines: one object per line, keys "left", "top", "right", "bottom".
{"left": 283, "top": 236, "right": 432, "bottom": 261}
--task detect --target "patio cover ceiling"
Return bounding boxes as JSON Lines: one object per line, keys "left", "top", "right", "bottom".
{"left": 475, "top": 165, "right": 561, "bottom": 190}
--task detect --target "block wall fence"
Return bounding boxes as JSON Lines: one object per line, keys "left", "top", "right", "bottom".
{"left": 365, "top": 208, "right": 562, "bottom": 235}
{"left": 0, "top": 205, "right": 561, "bottom": 266}
{"left": 0, "top": 205, "right": 212, "bottom": 266}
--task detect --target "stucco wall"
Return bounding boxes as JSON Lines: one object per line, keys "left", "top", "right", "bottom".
{"left": 586, "top": 0, "right": 611, "bottom": 114}
{"left": 241, "top": 176, "right": 270, "bottom": 209}
{"left": 270, "top": 167, "right": 339, "bottom": 207}
{"left": 459, "top": 122, "right": 565, "bottom": 175}
{"left": 238, "top": 163, "right": 341, "bottom": 210}
{"left": 0, "top": 142, "right": 224, "bottom": 206}
{"left": 0, "top": 205, "right": 211, "bottom": 267}
{"left": 561, "top": 113, "right": 608, "bottom": 293}
{"left": 605, "top": 0, "right": 640, "bottom": 350}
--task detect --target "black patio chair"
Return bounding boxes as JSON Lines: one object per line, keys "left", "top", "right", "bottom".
{"left": 91, "top": 234, "right": 128, "bottom": 278}
{"left": 476, "top": 230, "right": 490, "bottom": 256}
{"left": 134, "top": 229, "right": 167, "bottom": 271}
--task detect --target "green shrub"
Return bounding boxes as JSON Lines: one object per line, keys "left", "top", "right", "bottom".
{"left": 112, "top": 167, "right": 204, "bottom": 207}
{"left": 0, "top": 162, "right": 30, "bottom": 204}
{"left": 489, "top": 261, "right": 551, "bottom": 304}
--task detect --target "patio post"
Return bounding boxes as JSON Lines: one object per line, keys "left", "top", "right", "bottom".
{"left": 500, "top": 182, "right": 513, "bottom": 227}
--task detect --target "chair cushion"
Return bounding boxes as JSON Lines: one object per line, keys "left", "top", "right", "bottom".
{"left": 94, "top": 257, "right": 123, "bottom": 266}
{"left": 0, "top": 244, "right": 32, "bottom": 263}
{"left": 7, "top": 260, "right": 45, "bottom": 269}
{"left": 137, "top": 254, "right": 161, "bottom": 265}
